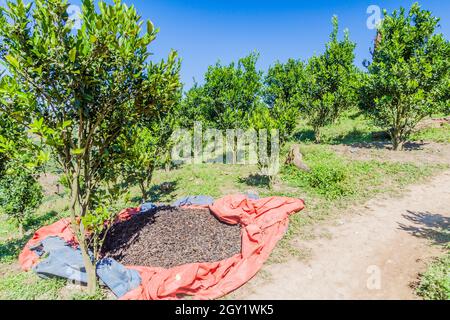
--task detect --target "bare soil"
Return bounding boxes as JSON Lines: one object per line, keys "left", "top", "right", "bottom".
{"left": 233, "top": 170, "right": 450, "bottom": 300}
{"left": 330, "top": 142, "right": 450, "bottom": 165}
{"left": 101, "top": 207, "right": 242, "bottom": 269}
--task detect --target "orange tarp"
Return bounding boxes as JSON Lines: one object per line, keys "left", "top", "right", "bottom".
{"left": 19, "top": 195, "right": 305, "bottom": 300}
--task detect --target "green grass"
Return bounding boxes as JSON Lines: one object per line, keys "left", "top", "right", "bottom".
{"left": 0, "top": 272, "right": 66, "bottom": 300}
{"left": 295, "top": 110, "right": 381, "bottom": 145}
{"left": 281, "top": 144, "right": 440, "bottom": 202}
{"left": 411, "top": 124, "right": 450, "bottom": 143}
{"left": 0, "top": 194, "right": 70, "bottom": 264}
{"left": 417, "top": 250, "right": 450, "bottom": 300}
{"left": 295, "top": 110, "right": 450, "bottom": 145}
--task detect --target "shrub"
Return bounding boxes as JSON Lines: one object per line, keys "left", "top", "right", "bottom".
{"left": 417, "top": 253, "right": 450, "bottom": 300}
{"left": 0, "top": 169, "right": 43, "bottom": 236}
{"left": 282, "top": 149, "right": 355, "bottom": 200}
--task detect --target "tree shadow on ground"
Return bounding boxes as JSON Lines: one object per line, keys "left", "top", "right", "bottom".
{"left": 0, "top": 210, "right": 60, "bottom": 263}
{"left": 238, "top": 174, "right": 271, "bottom": 188}
{"left": 398, "top": 211, "right": 450, "bottom": 246}
{"left": 25, "top": 210, "right": 60, "bottom": 231}
{"left": 293, "top": 128, "right": 388, "bottom": 145}
{"left": 131, "top": 180, "right": 179, "bottom": 204}
{"left": 337, "top": 140, "right": 428, "bottom": 152}
{"left": 293, "top": 129, "right": 316, "bottom": 143}
{"left": 0, "top": 236, "right": 31, "bottom": 263}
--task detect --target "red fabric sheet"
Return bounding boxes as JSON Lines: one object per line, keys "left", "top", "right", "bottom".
{"left": 19, "top": 195, "right": 305, "bottom": 300}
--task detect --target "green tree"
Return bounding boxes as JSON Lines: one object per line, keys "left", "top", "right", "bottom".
{"left": 360, "top": 3, "right": 450, "bottom": 150}
{"left": 0, "top": 166, "right": 43, "bottom": 236}
{"left": 246, "top": 60, "right": 305, "bottom": 185}
{"left": 264, "top": 59, "right": 306, "bottom": 111}
{"left": 0, "top": 107, "right": 44, "bottom": 236}
{"left": 263, "top": 59, "right": 306, "bottom": 144}
{"left": 183, "top": 52, "right": 263, "bottom": 130}
{"left": 120, "top": 54, "right": 182, "bottom": 201}
{"left": 301, "top": 16, "right": 358, "bottom": 143}
{"left": 0, "top": 0, "right": 178, "bottom": 293}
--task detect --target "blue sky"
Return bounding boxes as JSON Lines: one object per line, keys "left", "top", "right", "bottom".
{"left": 126, "top": 0, "right": 449, "bottom": 88}
{"left": 7, "top": 0, "right": 450, "bottom": 88}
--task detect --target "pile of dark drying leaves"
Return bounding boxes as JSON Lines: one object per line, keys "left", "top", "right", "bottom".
{"left": 101, "top": 207, "right": 242, "bottom": 268}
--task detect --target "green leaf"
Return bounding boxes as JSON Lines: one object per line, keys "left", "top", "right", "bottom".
{"left": 69, "top": 48, "right": 77, "bottom": 63}
{"left": 61, "top": 120, "right": 72, "bottom": 129}
{"left": 5, "top": 55, "right": 19, "bottom": 69}
{"left": 71, "top": 148, "right": 85, "bottom": 155}
{"left": 147, "top": 20, "right": 154, "bottom": 34}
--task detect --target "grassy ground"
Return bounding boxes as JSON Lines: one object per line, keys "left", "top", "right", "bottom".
{"left": 411, "top": 123, "right": 450, "bottom": 143}
{"left": 0, "top": 111, "right": 449, "bottom": 300}
{"left": 416, "top": 250, "right": 450, "bottom": 300}
{"left": 296, "top": 109, "right": 450, "bottom": 145}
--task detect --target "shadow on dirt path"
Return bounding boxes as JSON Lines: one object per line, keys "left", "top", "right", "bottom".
{"left": 233, "top": 170, "right": 450, "bottom": 300}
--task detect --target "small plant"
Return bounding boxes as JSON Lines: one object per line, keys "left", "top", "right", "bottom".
{"left": 416, "top": 252, "right": 450, "bottom": 300}
{"left": 282, "top": 148, "right": 355, "bottom": 200}
{"left": 306, "top": 163, "right": 354, "bottom": 199}
{"left": 0, "top": 168, "right": 43, "bottom": 236}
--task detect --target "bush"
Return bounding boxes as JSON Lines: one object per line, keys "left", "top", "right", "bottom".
{"left": 0, "top": 169, "right": 43, "bottom": 235}
{"left": 306, "top": 163, "right": 354, "bottom": 199}
{"left": 417, "top": 253, "right": 450, "bottom": 300}
{"left": 282, "top": 149, "right": 355, "bottom": 199}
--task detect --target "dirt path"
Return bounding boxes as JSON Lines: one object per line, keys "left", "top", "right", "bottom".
{"left": 236, "top": 170, "right": 450, "bottom": 300}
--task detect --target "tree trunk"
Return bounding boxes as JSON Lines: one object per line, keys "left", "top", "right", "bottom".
{"left": 18, "top": 221, "right": 24, "bottom": 237}
{"left": 78, "top": 236, "right": 97, "bottom": 295}
{"left": 268, "top": 174, "right": 277, "bottom": 190}
{"left": 285, "top": 144, "right": 311, "bottom": 172}
{"left": 314, "top": 127, "right": 322, "bottom": 144}
{"left": 69, "top": 172, "right": 97, "bottom": 295}
{"left": 391, "top": 129, "right": 404, "bottom": 151}
{"left": 139, "top": 181, "right": 147, "bottom": 202}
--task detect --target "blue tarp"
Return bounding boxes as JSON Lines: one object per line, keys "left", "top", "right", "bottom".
{"left": 31, "top": 236, "right": 141, "bottom": 298}
{"left": 140, "top": 202, "right": 157, "bottom": 213}
{"left": 172, "top": 195, "right": 215, "bottom": 207}
{"left": 96, "top": 258, "right": 141, "bottom": 298}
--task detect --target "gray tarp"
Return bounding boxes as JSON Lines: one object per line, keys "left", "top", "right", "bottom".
{"left": 31, "top": 236, "right": 141, "bottom": 298}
